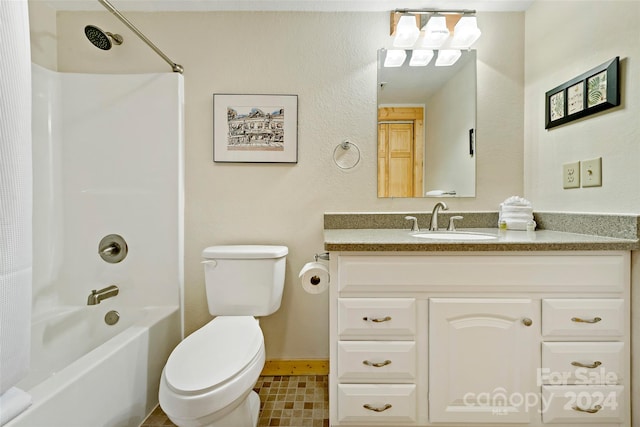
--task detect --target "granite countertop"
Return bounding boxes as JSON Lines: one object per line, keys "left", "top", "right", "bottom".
{"left": 324, "top": 212, "right": 640, "bottom": 252}
{"left": 324, "top": 227, "right": 638, "bottom": 252}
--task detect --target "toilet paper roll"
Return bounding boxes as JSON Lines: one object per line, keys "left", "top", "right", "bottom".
{"left": 299, "top": 262, "right": 330, "bottom": 294}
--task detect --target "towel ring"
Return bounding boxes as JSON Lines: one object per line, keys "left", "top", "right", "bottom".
{"left": 333, "top": 140, "right": 361, "bottom": 170}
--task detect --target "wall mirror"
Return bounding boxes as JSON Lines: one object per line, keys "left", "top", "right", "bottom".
{"left": 377, "top": 48, "right": 477, "bottom": 198}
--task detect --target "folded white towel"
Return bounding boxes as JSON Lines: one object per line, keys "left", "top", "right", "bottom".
{"left": 499, "top": 212, "right": 534, "bottom": 221}
{"left": 0, "top": 388, "right": 31, "bottom": 425}
{"left": 499, "top": 205, "right": 533, "bottom": 214}
{"left": 501, "top": 196, "right": 532, "bottom": 207}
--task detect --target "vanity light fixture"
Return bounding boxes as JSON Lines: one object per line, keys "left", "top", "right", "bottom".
{"left": 393, "top": 15, "right": 420, "bottom": 48}
{"left": 409, "top": 49, "right": 434, "bottom": 67}
{"left": 384, "top": 49, "right": 407, "bottom": 67}
{"left": 435, "top": 49, "right": 462, "bottom": 67}
{"left": 386, "top": 9, "right": 480, "bottom": 67}
{"left": 421, "top": 15, "right": 450, "bottom": 49}
{"left": 450, "top": 16, "right": 482, "bottom": 49}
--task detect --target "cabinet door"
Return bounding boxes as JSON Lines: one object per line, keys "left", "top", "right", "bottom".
{"left": 429, "top": 298, "right": 538, "bottom": 424}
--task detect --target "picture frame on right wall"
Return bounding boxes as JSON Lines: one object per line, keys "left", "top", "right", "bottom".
{"left": 545, "top": 56, "right": 620, "bottom": 129}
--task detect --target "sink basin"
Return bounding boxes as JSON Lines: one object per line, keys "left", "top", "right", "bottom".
{"left": 412, "top": 231, "right": 497, "bottom": 241}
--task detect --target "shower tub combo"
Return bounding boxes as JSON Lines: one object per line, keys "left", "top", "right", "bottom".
{"left": 9, "top": 305, "right": 179, "bottom": 426}
{"left": 7, "top": 63, "right": 184, "bottom": 426}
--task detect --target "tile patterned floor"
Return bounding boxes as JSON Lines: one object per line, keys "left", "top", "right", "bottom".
{"left": 141, "top": 375, "right": 329, "bottom": 427}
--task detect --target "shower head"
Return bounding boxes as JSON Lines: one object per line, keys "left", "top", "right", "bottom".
{"left": 84, "top": 25, "right": 123, "bottom": 50}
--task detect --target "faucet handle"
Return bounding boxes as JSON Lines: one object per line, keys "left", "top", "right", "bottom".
{"left": 404, "top": 216, "right": 420, "bottom": 232}
{"left": 447, "top": 216, "right": 464, "bottom": 231}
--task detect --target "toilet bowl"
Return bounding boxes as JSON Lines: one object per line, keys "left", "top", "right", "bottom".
{"left": 159, "top": 245, "right": 288, "bottom": 427}
{"left": 159, "top": 316, "right": 265, "bottom": 427}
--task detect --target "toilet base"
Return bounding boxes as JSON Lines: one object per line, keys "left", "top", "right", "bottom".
{"left": 206, "top": 390, "right": 259, "bottom": 427}
{"left": 167, "top": 390, "right": 260, "bottom": 427}
{"left": 166, "top": 389, "right": 260, "bottom": 427}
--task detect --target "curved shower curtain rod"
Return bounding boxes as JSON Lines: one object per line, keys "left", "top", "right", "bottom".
{"left": 97, "top": 0, "right": 184, "bottom": 73}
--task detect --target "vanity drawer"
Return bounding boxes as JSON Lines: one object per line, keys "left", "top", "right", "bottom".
{"left": 541, "top": 385, "right": 624, "bottom": 423}
{"left": 338, "top": 298, "right": 416, "bottom": 339}
{"left": 541, "top": 342, "right": 624, "bottom": 385}
{"left": 542, "top": 299, "right": 624, "bottom": 338}
{"left": 337, "top": 384, "right": 416, "bottom": 424}
{"left": 338, "top": 341, "right": 416, "bottom": 382}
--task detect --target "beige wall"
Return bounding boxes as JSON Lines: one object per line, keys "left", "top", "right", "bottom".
{"left": 28, "top": 0, "right": 57, "bottom": 68}
{"left": 31, "top": 6, "right": 524, "bottom": 359}
{"left": 524, "top": 1, "right": 640, "bottom": 213}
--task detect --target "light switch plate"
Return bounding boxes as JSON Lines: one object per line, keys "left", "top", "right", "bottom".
{"left": 562, "top": 161, "right": 580, "bottom": 189}
{"left": 581, "top": 157, "right": 602, "bottom": 187}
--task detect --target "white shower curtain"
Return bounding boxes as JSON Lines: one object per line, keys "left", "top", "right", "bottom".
{"left": 0, "top": 0, "right": 33, "bottom": 423}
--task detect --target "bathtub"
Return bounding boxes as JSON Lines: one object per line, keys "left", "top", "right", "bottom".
{"left": 7, "top": 304, "right": 180, "bottom": 427}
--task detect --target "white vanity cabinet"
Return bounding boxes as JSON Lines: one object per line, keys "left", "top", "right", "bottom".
{"left": 328, "top": 251, "right": 630, "bottom": 427}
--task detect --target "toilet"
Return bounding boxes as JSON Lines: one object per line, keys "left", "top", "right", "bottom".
{"left": 159, "top": 245, "right": 288, "bottom": 427}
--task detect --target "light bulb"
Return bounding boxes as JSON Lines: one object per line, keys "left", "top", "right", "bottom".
{"left": 451, "top": 16, "right": 481, "bottom": 49}
{"left": 393, "top": 15, "right": 420, "bottom": 48}
{"left": 435, "top": 49, "right": 461, "bottom": 66}
{"left": 384, "top": 50, "right": 407, "bottom": 67}
{"left": 409, "top": 50, "right": 434, "bottom": 67}
{"left": 421, "top": 16, "right": 450, "bottom": 49}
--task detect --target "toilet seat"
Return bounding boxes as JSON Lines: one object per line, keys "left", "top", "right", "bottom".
{"left": 164, "top": 316, "right": 263, "bottom": 395}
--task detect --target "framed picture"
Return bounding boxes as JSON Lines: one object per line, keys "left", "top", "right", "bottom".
{"left": 567, "top": 82, "right": 584, "bottom": 115}
{"left": 549, "top": 90, "right": 565, "bottom": 121}
{"left": 213, "top": 94, "right": 298, "bottom": 163}
{"left": 545, "top": 57, "right": 619, "bottom": 129}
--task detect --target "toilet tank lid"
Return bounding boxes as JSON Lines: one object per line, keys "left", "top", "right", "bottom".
{"left": 202, "top": 245, "right": 288, "bottom": 259}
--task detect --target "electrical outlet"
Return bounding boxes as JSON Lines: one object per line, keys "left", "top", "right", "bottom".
{"left": 581, "top": 157, "right": 602, "bottom": 187}
{"left": 562, "top": 161, "right": 580, "bottom": 189}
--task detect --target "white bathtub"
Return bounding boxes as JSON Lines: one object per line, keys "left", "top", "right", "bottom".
{"left": 7, "top": 305, "right": 180, "bottom": 427}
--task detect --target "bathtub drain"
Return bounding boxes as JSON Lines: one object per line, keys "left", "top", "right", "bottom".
{"left": 105, "top": 310, "right": 120, "bottom": 325}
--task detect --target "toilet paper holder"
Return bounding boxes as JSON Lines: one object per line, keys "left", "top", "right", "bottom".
{"left": 314, "top": 252, "right": 330, "bottom": 261}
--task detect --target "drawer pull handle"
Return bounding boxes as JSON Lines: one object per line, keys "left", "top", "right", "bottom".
{"left": 363, "top": 403, "right": 392, "bottom": 412}
{"left": 522, "top": 318, "right": 533, "bottom": 326}
{"left": 363, "top": 316, "right": 392, "bottom": 323}
{"left": 571, "top": 360, "right": 602, "bottom": 369}
{"left": 572, "top": 404, "right": 602, "bottom": 414}
{"left": 571, "top": 316, "right": 602, "bottom": 324}
{"left": 363, "top": 359, "right": 392, "bottom": 368}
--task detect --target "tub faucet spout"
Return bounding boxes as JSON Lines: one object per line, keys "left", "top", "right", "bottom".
{"left": 87, "top": 285, "right": 119, "bottom": 305}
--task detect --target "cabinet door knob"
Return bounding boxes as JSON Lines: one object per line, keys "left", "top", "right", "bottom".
{"left": 363, "top": 359, "right": 392, "bottom": 368}
{"left": 363, "top": 403, "right": 392, "bottom": 412}
{"left": 522, "top": 318, "right": 533, "bottom": 327}
{"left": 573, "top": 404, "right": 602, "bottom": 414}
{"left": 363, "top": 316, "right": 392, "bottom": 323}
{"left": 571, "top": 316, "right": 602, "bottom": 324}
{"left": 571, "top": 360, "right": 602, "bottom": 369}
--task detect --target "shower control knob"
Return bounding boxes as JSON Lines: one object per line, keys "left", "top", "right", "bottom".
{"left": 98, "top": 234, "right": 128, "bottom": 263}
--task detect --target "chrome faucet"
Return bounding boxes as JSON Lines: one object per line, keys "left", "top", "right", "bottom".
{"left": 429, "top": 202, "right": 448, "bottom": 231}
{"left": 87, "top": 285, "right": 119, "bottom": 305}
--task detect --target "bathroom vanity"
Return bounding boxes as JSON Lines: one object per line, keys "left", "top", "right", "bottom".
{"left": 324, "top": 213, "right": 638, "bottom": 427}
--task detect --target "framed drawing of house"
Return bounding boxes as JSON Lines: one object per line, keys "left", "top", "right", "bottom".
{"left": 213, "top": 94, "right": 298, "bottom": 163}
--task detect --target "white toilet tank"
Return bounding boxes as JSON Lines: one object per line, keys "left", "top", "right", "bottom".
{"left": 202, "top": 245, "right": 288, "bottom": 316}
